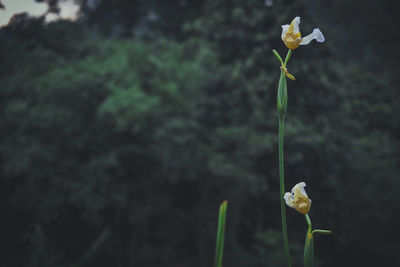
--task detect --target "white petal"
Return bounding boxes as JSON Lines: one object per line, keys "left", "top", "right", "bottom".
{"left": 299, "top": 185, "right": 308, "bottom": 197}
{"left": 291, "top": 182, "right": 308, "bottom": 197}
{"left": 291, "top": 182, "right": 305, "bottom": 193}
{"left": 314, "top": 28, "right": 325, "bottom": 42}
{"left": 284, "top": 192, "right": 294, "bottom": 208}
{"left": 292, "top": 16, "right": 300, "bottom": 34}
{"left": 281, "top": 24, "right": 289, "bottom": 40}
{"left": 300, "top": 28, "right": 325, "bottom": 45}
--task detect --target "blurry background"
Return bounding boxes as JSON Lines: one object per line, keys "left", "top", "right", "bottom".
{"left": 1, "top": 0, "right": 399, "bottom": 266}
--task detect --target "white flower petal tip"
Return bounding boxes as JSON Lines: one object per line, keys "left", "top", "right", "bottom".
{"left": 292, "top": 16, "right": 300, "bottom": 33}
{"left": 284, "top": 181, "right": 312, "bottom": 214}
{"left": 291, "top": 181, "right": 307, "bottom": 195}
{"left": 314, "top": 28, "right": 325, "bottom": 43}
{"left": 281, "top": 17, "right": 325, "bottom": 49}
{"left": 295, "top": 181, "right": 306, "bottom": 188}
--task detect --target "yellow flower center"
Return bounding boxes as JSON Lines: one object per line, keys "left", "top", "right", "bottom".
{"left": 283, "top": 19, "right": 302, "bottom": 50}
{"left": 293, "top": 186, "right": 311, "bottom": 214}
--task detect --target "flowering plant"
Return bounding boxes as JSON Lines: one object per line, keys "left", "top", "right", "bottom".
{"left": 273, "top": 17, "right": 332, "bottom": 267}
{"left": 212, "top": 16, "right": 332, "bottom": 267}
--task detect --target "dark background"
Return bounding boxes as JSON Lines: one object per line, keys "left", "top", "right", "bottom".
{"left": 1, "top": 0, "right": 399, "bottom": 266}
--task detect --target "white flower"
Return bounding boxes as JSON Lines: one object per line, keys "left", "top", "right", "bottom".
{"left": 284, "top": 182, "right": 312, "bottom": 214}
{"left": 281, "top": 17, "right": 325, "bottom": 50}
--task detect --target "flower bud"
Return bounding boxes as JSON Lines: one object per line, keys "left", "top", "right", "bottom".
{"left": 277, "top": 71, "right": 287, "bottom": 114}
{"left": 284, "top": 182, "right": 312, "bottom": 214}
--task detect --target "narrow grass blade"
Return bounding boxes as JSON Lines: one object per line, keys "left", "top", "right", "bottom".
{"left": 214, "top": 200, "right": 228, "bottom": 267}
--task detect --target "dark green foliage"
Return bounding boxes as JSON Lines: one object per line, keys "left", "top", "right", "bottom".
{"left": 0, "top": 1, "right": 400, "bottom": 267}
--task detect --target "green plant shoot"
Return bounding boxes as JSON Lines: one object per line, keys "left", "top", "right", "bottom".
{"left": 214, "top": 200, "right": 228, "bottom": 267}
{"left": 273, "top": 16, "right": 329, "bottom": 267}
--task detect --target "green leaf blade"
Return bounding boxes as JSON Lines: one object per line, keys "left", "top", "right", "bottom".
{"left": 214, "top": 201, "right": 228, "bottom": 267}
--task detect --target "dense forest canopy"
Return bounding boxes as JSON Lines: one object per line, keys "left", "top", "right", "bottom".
{"left": 1, "top": 1, "right": 399, "bottom": 267}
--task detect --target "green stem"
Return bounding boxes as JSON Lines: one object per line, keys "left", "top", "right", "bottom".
{"left": 279, "top": 114, "right": 291, "bottom": 267}
{"left": 276, "top": 48, "right": 293, "bottom": 267}
{"left": 304, "top": 214, "right": 314, "bottom": 267}
{"left": 312, "top": 229, "right": 332, "bottom": 235}
{"left": 283, "top": 49, "right": 292, "bottom": 68}
{"left": 305, "top": 214, "right": 312, "bottom": 228}
{"left": 305, "top": 214, "right": 332, "bottom": 235}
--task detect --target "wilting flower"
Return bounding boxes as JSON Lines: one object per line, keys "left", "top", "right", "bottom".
{"left": 281, "top": 17, "right": 325, "bottom": 50}
{"left": 284, "top": 182, "right": 312, "bottom": 214}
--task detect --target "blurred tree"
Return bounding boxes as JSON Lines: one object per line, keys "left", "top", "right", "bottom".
{"left": 0, "top": 1, "right": 399, "bottom": 267}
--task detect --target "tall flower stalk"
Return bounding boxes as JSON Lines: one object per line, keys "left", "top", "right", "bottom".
{"left": 273, "top": 16, "right": 327, "bottom": 267}
{"left": 273, "top": 48, "right": 293, "bottom": 267}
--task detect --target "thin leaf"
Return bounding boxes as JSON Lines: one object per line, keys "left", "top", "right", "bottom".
{"left": 272, "top": 49, "right": 284, "bottom": 65}
{"left": 214, "top": 201, "right": 228, "bottom": 267}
